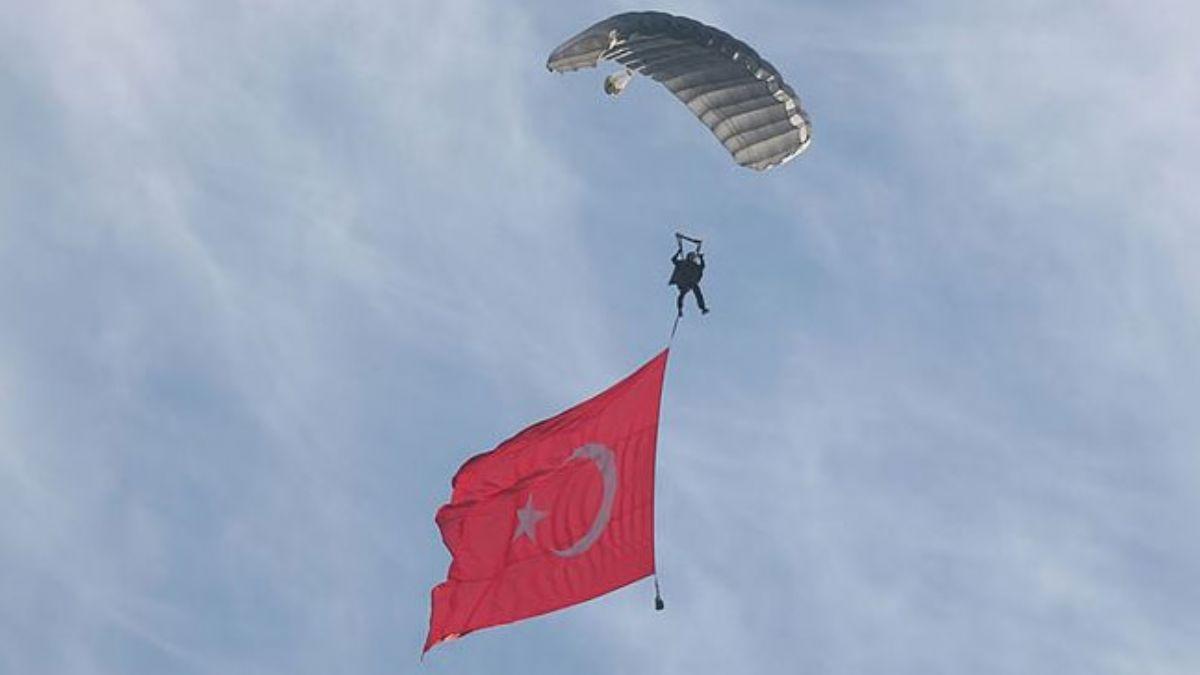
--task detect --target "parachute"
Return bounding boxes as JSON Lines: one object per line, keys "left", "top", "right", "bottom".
{"left": 547, "top": 11, "right": 812, "bottom": 171}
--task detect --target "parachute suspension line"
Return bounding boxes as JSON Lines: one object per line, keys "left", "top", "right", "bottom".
{"left": 653, "top": 574, "right": 665, "bottom": 611}
{"left": 675, "top": 231, "right": 702, "bottom": 251}
{"left": 669, "top": 313, "right": 681, "bottom": 342}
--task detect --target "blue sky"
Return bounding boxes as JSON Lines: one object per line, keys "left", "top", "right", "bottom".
{"left": 2, "top": 1, "right": 1198, "bottom": 673}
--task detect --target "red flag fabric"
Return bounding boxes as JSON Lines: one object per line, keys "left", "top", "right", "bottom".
{"left": 425, "top": 349, "right": 669, "bottom": 652}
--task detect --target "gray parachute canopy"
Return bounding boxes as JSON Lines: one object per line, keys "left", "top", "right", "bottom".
{"left": 547, "top": 11, "right": 812, "bottom": 171}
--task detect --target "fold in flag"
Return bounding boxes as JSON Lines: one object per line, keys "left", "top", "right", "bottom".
{"left": 425, "top": 350, "right": 669, "bottom": 652}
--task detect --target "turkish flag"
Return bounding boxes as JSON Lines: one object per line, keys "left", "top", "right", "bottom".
{"left": 424, "top": 349, "right": 669, "bottom": 652}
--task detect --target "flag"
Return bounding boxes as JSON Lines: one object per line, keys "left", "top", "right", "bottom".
{"left": 425, "top": 349, "right": 669, "bottom": 652}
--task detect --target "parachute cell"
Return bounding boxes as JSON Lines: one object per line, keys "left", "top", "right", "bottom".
{"left": 547, "top": 11, "right": 812, "bottom": 171}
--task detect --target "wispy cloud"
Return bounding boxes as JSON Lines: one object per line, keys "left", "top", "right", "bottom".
{"left": 2, "top": 1, "right": 1197, "bottom": 673}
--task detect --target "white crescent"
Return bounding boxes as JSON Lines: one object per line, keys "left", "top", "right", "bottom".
{"left": 553, "top": 443, "right": 618, "bottom": 558}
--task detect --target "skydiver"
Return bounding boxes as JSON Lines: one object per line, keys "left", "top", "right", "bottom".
{"left": 669, "top": 236, "right": 708, "bottom": 317}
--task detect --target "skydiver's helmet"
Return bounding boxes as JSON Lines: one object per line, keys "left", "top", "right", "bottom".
{"left": 685, "top": 252, "right": 697, "bottom": 262}
{"left": 603, "top": 69, "right": 633, "bottom": 97}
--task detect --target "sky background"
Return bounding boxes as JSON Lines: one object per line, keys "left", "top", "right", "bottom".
{"left": 3, "top": 1, "right": 1199, "bottom": 673}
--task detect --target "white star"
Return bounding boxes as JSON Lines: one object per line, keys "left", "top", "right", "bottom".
{"left": 512, "top": 494, "right": 547, "bottom": 543}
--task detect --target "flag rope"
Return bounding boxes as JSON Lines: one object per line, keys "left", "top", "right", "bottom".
{"left": 658, "top": 313, "right": 679, "bottom": 611}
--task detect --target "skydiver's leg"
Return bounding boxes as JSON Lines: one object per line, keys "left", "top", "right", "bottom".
{"left": 693, "top": 285, "right": 708, "bottom": 314}
{"left": 676, "top": 287, "right": 686, "bottom": 316}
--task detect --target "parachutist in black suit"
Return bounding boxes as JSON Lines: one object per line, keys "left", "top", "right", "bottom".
{"left": 670, "top": 243, "right": 708, "bottom": 317}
